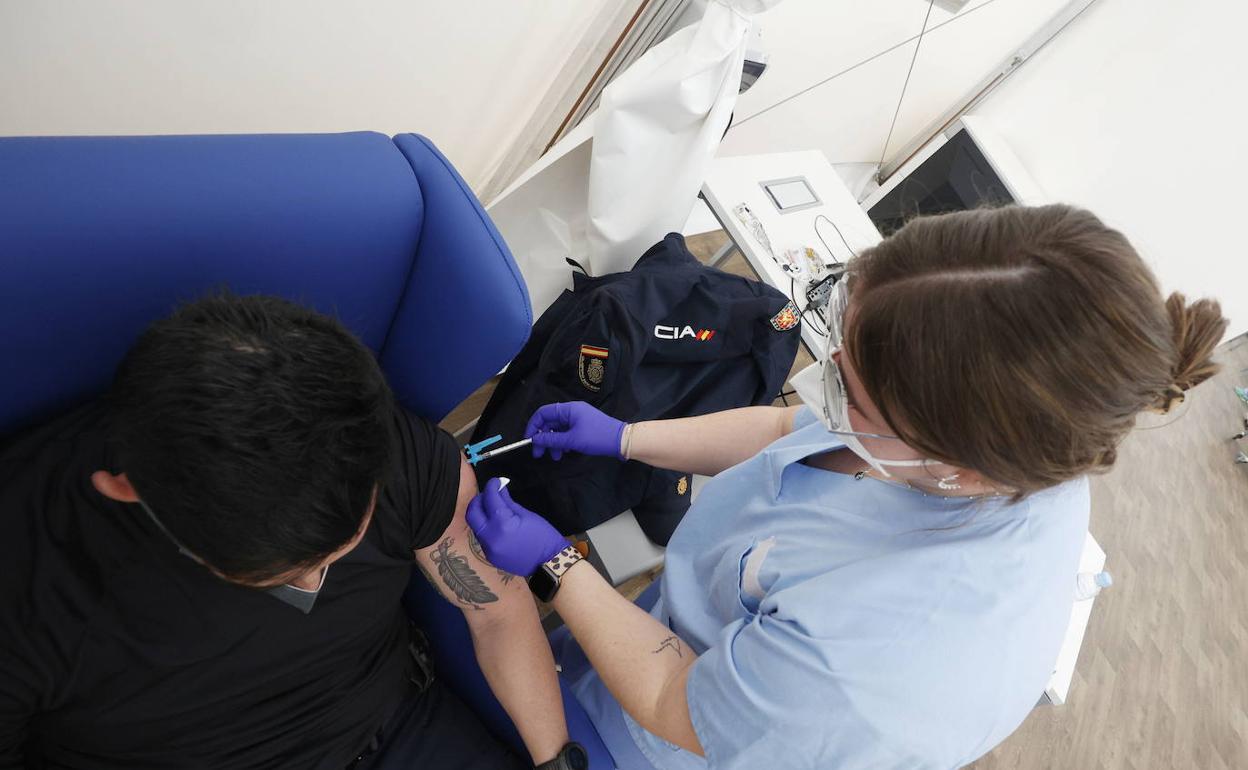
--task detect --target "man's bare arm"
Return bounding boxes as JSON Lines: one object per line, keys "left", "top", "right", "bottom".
{"left": 414, "top": 457, "right": 568, "bottom": 765}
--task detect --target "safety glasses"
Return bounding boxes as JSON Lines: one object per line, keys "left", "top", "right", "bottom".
{"left": 815, "top": 277, "right": 929, "bottom": 477}
{"left": 819, "top": 278, "right": 855, "bottom": 432}
{"left": 818, "top": 278, "right": 886, "bottom": 435}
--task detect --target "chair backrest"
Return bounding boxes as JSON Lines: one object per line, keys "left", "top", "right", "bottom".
{"left": 0, "top": 131, "right": 531, "bottom": 434}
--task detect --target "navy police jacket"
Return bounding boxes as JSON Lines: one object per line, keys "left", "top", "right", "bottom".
{"left": 471, "top": 233, "right": 800, "bottom": 544}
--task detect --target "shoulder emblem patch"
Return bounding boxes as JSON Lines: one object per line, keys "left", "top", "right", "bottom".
{"left": 676, "top": 476, "right": 689, "bottom": 495}
{"left": 578, "top": 344, "right": 609, "bottom": 391}
{"left": 770, "top": 301, "right": 800, "bottom": 332}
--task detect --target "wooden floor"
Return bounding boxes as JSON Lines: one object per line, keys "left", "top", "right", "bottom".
{"left": 974, "top": 335, "right": 1248, "bottom": 770}
{"left": 443, "top": 231, "right": 1248, "bottom": 769}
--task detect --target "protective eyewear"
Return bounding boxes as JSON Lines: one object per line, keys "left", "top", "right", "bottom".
{"left": 813, "top": 278, "right": 930, "bottom": 477}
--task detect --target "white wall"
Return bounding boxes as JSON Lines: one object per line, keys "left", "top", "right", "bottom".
{"left": 0, "top": 0, "right": 612, "bottom": 190}
{"left": 717, "top": 0, "right": 1073, "bottom": 164}
{"left": 969, "top": 0, "right": 1248, "bottom": 337}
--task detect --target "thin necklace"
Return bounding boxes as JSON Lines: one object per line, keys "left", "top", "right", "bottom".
{"left": 855, "top": 468, "right": 1005, "bottom": 501}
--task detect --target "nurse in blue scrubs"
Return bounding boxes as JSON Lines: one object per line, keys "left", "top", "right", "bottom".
{"left": 468, "top": 205, "right": 1226, "bottom": 769}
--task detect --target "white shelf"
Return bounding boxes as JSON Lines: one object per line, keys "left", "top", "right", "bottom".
{"left": 1044, "top": 531, "right": 1107, "bottom": 705}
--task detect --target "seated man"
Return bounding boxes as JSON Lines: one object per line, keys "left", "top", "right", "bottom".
{"left": 0, "top": 294, "right": 573, "bottom": 769}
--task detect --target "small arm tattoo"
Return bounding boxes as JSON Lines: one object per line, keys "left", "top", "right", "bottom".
{"left": 468, "top": 529, "right": 487, "bottom": 563}
{"left": 467, "top": 529, "right": 517, "bottom": 585}
{"left": 653, "top": 635, "right": 683, "bottom": 658}
{"left": 429, "top": 537, "right": 499, "bottom": 610}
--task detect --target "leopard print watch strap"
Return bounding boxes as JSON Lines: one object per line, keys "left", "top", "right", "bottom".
{"left": 544, "top": 545, "right": 584, "bottom": 579}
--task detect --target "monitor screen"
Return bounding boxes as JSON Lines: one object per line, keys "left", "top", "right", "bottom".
{"left": 867, "top": 128, "right": 1015, "bottom": 236}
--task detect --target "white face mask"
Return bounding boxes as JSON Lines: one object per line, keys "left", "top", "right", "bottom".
{"left": 791, "top": 276, "right": 933, "bottom": 479}
{"left": 791, "top": 360, "right": 930, "bottom": 478}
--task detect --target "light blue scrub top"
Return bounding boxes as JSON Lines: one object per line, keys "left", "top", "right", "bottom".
{"left": 564, "top": 407, "right": 1088, "bottom": 770}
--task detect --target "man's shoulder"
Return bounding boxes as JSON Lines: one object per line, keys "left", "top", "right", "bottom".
{"left": 375, "top": 405, "right": 461, "bottom": 554}
{"left": 387, "top": 404, "right": 451, "bottom": 456}
{"left": 0, "top": 400, "right": 114, "bottom": 611}
{"left": 1, "top": 399, "right": 109, "bottom": 470}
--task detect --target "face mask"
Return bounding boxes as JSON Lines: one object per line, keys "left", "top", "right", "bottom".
{"left": 791, "top": 279, "right": 932, "bottom": 477}
{"left": 792, "top": 360, "right": 931, "bottom": 478}
{"left": 264, "top": 567, "right": 328, "bottom": 614}
{"left": 138, "top": 499, "right": 327, "bottom": 613}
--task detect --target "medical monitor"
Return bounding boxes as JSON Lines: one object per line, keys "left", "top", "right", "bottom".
{"left": 863, "top": 116, "right": 1044, "bottom": 236}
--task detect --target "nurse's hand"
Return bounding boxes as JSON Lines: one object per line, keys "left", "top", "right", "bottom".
{"left": 466, "top": 478, "right": 569, "bottom": 578}
{"left": 524, "top": 401, "right": 626, "bottom": 461}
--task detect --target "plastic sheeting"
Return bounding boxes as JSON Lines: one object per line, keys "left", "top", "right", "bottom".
{"left": 487, "top": 0, "right": 782, "bottom": 318}
{"left": 585, "top": 0, "right": 781, "bottom": 275}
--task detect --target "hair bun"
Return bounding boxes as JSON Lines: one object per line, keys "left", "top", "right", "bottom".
{"left": 1153, "top": 383, "right": 1186, "bottom": 415}
{"left": 1154, "top": 293, "right": 1228, "bottom": 412}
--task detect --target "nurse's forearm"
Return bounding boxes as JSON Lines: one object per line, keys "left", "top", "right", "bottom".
{"left": 551, "top": 561, "right": 704, "bottom": 756}
{"left": 626, "top": 405, "right": 802, "bottom": 476}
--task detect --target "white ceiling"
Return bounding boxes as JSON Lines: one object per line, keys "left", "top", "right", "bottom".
{"left": 720, "top": 0, "right": 1075, "bottom": 166}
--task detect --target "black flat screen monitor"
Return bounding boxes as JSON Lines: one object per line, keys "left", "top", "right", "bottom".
{"left": 867, "top": 128, "right": 1015, "bottom": 236}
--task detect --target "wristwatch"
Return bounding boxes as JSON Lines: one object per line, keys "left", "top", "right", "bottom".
{"left": 527, "top": 545, "right": 584, "bottom": 603}
{"left": 535, "top": 742, "right": 589, "bottom": 770}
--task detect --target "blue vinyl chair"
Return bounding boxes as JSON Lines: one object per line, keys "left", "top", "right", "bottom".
{"left": 0, "top": 131, "right": 610, "bottom": 766}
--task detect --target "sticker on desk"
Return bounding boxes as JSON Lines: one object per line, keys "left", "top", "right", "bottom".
{"left": 770, "top": 301, "right": 800, "bottom": 332}
{"left": 578, "top": 344, "right": 609, "bottom": 392}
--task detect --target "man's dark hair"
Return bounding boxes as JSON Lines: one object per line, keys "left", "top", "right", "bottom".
{"left": 107, "top": 292, "right": 396, "bottom": 582}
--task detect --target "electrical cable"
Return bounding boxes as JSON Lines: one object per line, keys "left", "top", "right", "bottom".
{"left": 877, "top": 1, "right": 937, "bottom": 176}
{"left": 814, "top": 214, "right": 856, "bottom": 264}
{"left": 789, "top": 276, "right": 829, "bottom": 338}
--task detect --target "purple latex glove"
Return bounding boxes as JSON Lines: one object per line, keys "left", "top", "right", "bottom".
{"left": 465, "top": 478, "right": 569, "bottom": 578}
{"left": 524, "top": 401, "right": 626, "bottom": 461}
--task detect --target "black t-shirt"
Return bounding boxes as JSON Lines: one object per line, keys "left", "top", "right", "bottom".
{"left": 0, "top": 401, "right": 461, "bottom": 769}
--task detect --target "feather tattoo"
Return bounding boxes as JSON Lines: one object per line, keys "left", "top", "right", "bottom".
{"left": 430, "top": 537, "right": 498, "bottom": 610}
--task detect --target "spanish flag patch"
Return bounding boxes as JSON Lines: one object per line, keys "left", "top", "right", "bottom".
{"left": 578, "top": 344, "right": 609, "bottom": 392}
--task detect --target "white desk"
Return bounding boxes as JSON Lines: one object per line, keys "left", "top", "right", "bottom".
{"left": 1045, "top": 531, "right": 1107, "bottom": 705}
{"left": 701, "top": 151, "right": 883, "bottom": 356}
